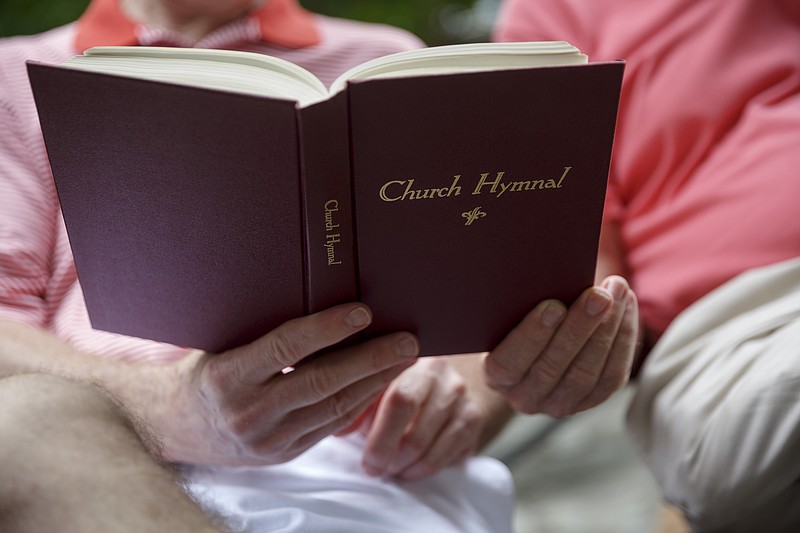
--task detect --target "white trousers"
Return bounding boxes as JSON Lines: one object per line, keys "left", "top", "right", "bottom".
{"left": 627, "top": 258, "right": 800, "bottom": 532}
{"left": 181, "top": 433, "right": 515, "bottom": 533}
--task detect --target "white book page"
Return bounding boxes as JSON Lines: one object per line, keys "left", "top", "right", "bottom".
{"left": 328, "top": 41, "right": 588, "bottom": 94}
{"left": 62, "top": 43, "right": 588, "bottom": 107}
{"left": 65, "top": 47, "right": 329, "bottom": 106}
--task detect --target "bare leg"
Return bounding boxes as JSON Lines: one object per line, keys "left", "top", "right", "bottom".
{"left": 0, "top": 374, "right": 224, "bottom": 533}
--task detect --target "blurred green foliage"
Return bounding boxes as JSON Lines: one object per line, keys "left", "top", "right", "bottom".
{"left": 302, "top": 0, "right": 496, "bottom": 44}
{"left": 0, "top": 0, "right": 498, "bottom": 44}
{"left": 0, "top": 0, "right": 90, "bottom": 37}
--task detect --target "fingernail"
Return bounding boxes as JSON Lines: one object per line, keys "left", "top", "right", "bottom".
{"left": 345, "top": 307, "right": 371, "bottom": 328}
{"left": 586, "top": 288, "right": 613, "bottom": 316}
{"left": 395, "top": 334, "right": 419, "bottom": 357}
{"left": 604, "top": 277, "right": 629, "bottom": 301}
{"left": 541, "top": 301, "right": 566, "bottom": 328}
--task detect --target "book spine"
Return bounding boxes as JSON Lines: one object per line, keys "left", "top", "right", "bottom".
{"left": 297, "top": 92, "right": 358, "bottom": 314}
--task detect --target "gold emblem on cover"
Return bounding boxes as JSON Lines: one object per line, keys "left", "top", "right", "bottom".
{"left": 462, "top": 207, "right": 487, "bottom": 226}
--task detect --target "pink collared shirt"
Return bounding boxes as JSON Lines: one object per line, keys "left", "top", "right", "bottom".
{"left": 497, "top": 0, "right": 800, "bottom": 337}
{"left": 0, "top": 9, "right": 422, "bottom": 361}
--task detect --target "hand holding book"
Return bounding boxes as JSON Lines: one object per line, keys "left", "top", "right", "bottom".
{"left": 133, "top": 303, "right": 418, "bottom": 466}
{"left": 485, "top": 275, "right": 637, "bottom": 417}
{"left": 113, "top": 277, "right": 637, "bottom": 472}
{"left": 213, "top": 273, "right": 637, "bottom": 473}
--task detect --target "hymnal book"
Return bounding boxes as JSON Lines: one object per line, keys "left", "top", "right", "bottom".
{"left": 27, "top": 42, "right": 624, "bottom": 355}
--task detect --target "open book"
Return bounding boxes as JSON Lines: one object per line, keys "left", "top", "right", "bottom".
{"left": 60, "top": 41, "right": 590, "bottom": 105}
{"left": 28, "top": 42, "right": 624, "bottom": 354}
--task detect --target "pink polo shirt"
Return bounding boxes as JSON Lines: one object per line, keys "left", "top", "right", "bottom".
{"left": 496, "top": 0, "right": 800, "bottom": 337}
{"left": 0, "top": 0, "right": 423, "bottom": 361}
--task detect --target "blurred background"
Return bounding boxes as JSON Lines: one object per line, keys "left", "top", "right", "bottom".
{"left": 0, "top": 0, "right": 500, "bottom": 44}
{"left": 0, "top": 1, "right": 688, "bottom": 531}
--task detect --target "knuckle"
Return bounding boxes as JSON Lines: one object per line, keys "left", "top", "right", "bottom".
{"left": 265, "top": 329, "right": 307, "bottom": 368}
{"left": 204, "top": 360, "right": 231, "bottom": 390}
{"left": 327, "top": 390, "right": 353, "bottom": 420}
{"left": 386, "top": 387, "right": 419, "bottom": 415}
{"left": 338, "top": 402, "right": 365, "bottom": 428}
{"left": 563, "top": 361, "right": 600, "bottom": 393}
{"left": 601, "top": 355, "right": 632, "bottom": 389}
{"left": 257, "top": 429, "right": 294, "bottom": 458}
{"left": 293, "top": 429, "right": 328, "bottom": 458}
{"left": 450, "top": 378, "right": 467, "bottom": 397}
{"left": 255, "top": 441, "right": 293, "bottom": 464}
{"left": 461, "top": 403, "right": 486, "bottom": 428}
{"left": 307, "top": 370, "right": 336, "bottom": 400}
{"left": 589, "top": 324, "right": 616, "bottom": 350}
{"left": 403, "top": 435, "right": 428, "bottom": 455}
{"left": 529, "top": 355, "right": 563, "bottom": 386}
{"left": 592, "top": 333, "right": 618, "bottom": 360}
{"left": 228, "top": 408, "right": 258, "bottom": 436}
{"left": 559, "top": 319, "right": 592, "bottom": 348}
{"left": 362, "top": 347, "right": 383, "bottom": 372}
{"left": 273, "top": 430, "right": 297, "bottom": 454}
{"left": 607, "top": 366, "right": 631, "bottom": 390}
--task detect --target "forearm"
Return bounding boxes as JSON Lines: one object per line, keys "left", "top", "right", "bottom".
{"left": 445, "top": 352, "right": 513, "bottom": 449}
{"left": 0, "top": 319, "right": 178, "bottom": 437}
{"left": 0, "top": 374, "right": 221, "bottom": 533}
{"left": 0, "top": 319, "right": 112, "bottom": 379}
{"left": 2, "top": 304, "right": 427, "bottom": 467}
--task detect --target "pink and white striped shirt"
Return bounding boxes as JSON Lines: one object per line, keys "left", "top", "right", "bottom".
{"left": 0, "top": 0, "right": 423, "bottom": 361}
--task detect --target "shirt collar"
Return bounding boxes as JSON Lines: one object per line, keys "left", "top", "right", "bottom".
{"left": 74, "top": 0, "right": 320, "bottom": 52}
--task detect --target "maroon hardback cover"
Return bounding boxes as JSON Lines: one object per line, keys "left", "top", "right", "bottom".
{"left": 28, "top": 63, "right": 307, "bottom": 352}
{"left": 349, "top": 62, "right": 624, "bottom": 355}
{"left": 28, "top": 59, "right": 623, "bottom": 355}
